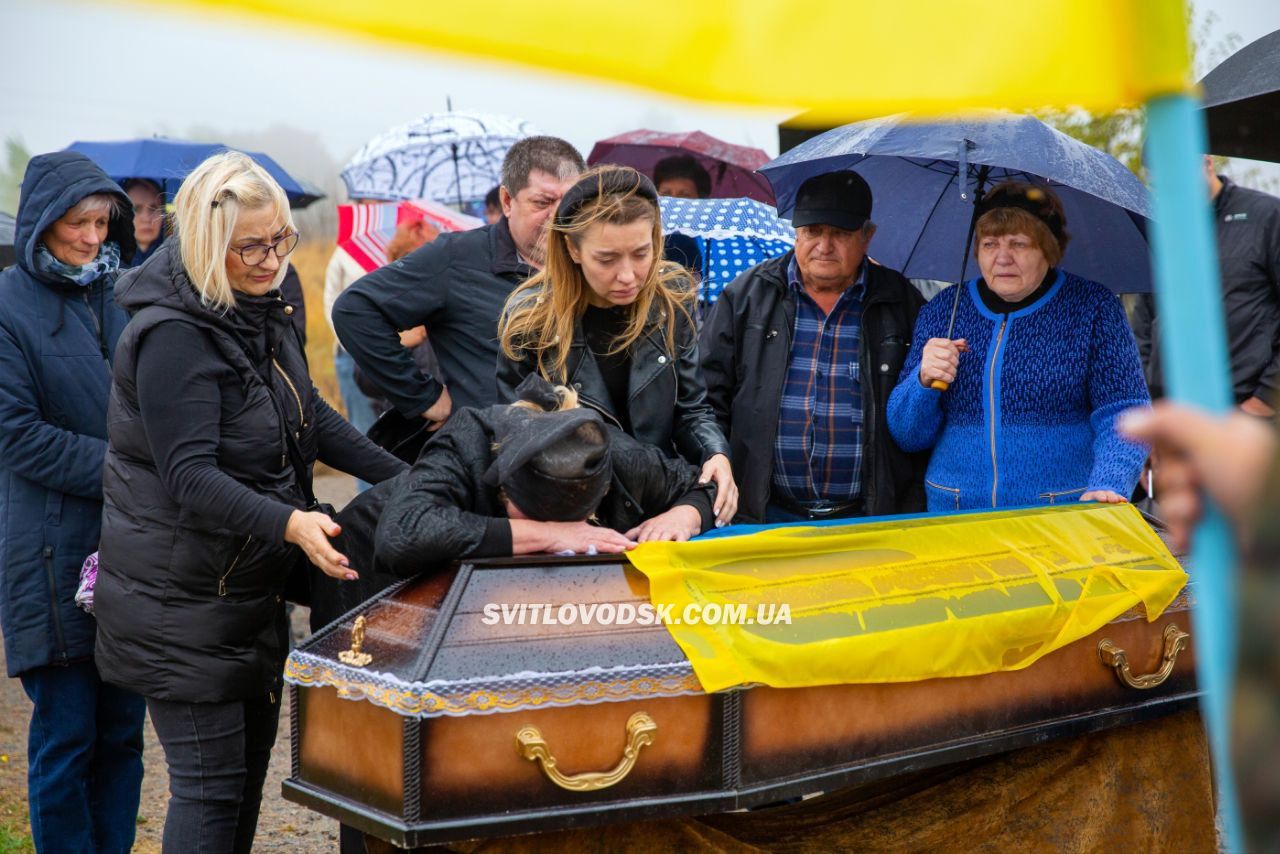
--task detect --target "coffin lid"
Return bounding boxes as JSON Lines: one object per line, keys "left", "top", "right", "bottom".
{"left": 286, "top": 556, "right": 701, "bottom": 719}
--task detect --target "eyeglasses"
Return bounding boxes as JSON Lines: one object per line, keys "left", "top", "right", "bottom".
{"left": 230, "top": 231, "right": 300, "bottom": 266}
{"left": 134, "top": 204, "right": 165, "bottom": 220}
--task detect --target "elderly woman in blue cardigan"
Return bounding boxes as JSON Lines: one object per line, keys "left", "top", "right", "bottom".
{"left": 887, "top": 182, "right": 1149, "bottom": 512}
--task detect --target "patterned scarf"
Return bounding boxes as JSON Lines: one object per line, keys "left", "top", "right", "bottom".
{"left": 33, "top": 241, "right": 121, "bottom": 286}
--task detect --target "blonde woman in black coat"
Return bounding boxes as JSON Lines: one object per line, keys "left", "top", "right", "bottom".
{"left": 94, "top": 152, "right": 405, "bottom": 854}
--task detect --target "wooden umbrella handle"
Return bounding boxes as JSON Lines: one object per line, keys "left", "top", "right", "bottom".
{"left": 929, "top": 380, "right": 950, "bottom": 392}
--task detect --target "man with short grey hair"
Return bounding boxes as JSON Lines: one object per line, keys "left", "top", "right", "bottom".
{"left": 334, "top": 136, "right": 585, "bottom": 428}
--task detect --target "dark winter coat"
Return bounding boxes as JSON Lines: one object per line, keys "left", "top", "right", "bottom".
{"left": 94, "top": 243, "right": 404, "bottom": 702}
{"left": 0, "top": 152, "right": 134, "bottom": 677}
{"left": 1135, "top": 177, "right": 1280, "bottom": 403}
{"left": 374, "top": 406, "right": 717, "bottom": 573}
{"left": 496, "top": 297, "right": 730, "bottom": 465}
{"left": 333, "top": 218, "right": 534, "bottom": 416}
{"left": 700, "top": 253, "right": 928, "bottom": 523}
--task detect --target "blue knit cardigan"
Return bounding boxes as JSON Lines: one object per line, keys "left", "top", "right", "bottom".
{"left": 887, "top": 271, "right": 1150, "bottom": 512}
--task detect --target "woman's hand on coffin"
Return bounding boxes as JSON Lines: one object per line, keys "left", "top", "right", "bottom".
{"left": 1080, "top": 490, "right": 1127, "bottom": 504}
{"left": 626, "top": 505, "right": 703, "bottom": 543}
{"left": 519, "top": 520, "right": 636, "bottom": 556}
{"left": 699, "top": 454, "right": 738, "bottom": 526}
{"left": 285, "top": 509, "right": 357, "bottom": 581}
{"left": 919, "top": 338, "right": 967, "bottom": 388}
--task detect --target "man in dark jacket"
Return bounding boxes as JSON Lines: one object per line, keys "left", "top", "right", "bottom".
{"left": 1134, "top": 161, "right": 1280, "bottom": 414}
{"left": 0, "top": 152, "right": 145, "bottom": 853}
{"left": 333, "top": 136, "right": 584, "bottom": 428}
{"left": 701, "top": 171, "right": 927, "bottom": 524}
{"left": 373, "top": 377, "right": 718, "bottom": 573}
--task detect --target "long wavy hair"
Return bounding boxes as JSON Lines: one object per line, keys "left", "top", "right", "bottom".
{"left": 499, "top": 166, "right": 696, "bottom": 382}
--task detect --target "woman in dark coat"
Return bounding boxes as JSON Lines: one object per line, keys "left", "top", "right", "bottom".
{"left": 497, "top": 166, "right": 737, "bottom": 524}
{"left": 93, "top": 151, "right": 406, "bottom": 853}
{"left": 375, "top": 376, "right": 718, "bottom": 573}
{"left": 0, "top": 151, "right": 145, "bottom": 854}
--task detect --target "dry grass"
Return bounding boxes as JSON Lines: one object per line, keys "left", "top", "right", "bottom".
{"left": 289, "top": 241, "right": 342, "bottom": 415}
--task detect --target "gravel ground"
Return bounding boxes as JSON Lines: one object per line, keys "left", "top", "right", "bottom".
{"left": 0, "top": 470, "right": 359, "bottom": 853}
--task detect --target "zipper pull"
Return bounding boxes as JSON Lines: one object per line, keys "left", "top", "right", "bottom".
{"left": 218, "top": 576, "right": 227, "bottom": 597}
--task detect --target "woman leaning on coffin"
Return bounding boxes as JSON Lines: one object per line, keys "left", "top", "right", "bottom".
{"left": 92, "top": 152, "right": 406, "bottom": 854}
{"left": 886, "top": 181, "right": 1150, "bottom": 512}
{"left": 496, "top": 165, "right": 738, "bottom": 524}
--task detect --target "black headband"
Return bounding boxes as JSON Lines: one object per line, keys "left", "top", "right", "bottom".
{"left": 555, "top": 169, "right": 659, "bottom": 228}
{"left": 975, "top": 184, "right": 1066, "bottom": 245}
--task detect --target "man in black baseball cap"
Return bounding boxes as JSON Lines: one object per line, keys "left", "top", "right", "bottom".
{"left": 700, "top": 169, "right": 928, "bottom": 524}
{"left": 791, "top": 169, "right": 875, "bottom": 231}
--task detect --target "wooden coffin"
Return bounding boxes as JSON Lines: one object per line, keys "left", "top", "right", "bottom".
{"left": 282, "top": 544, "right": 1198, "bottom": 849}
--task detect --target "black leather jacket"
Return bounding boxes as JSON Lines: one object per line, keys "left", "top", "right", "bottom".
{"left": 496, "top": 300, "right": 729, "bottom": 466}
{"left": 375, "top": 407, "right": 717, "bottom": 573}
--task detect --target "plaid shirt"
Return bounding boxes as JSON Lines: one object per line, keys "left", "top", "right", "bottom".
{"left": 771, "top": 256, "right": 865, "bottom": 504}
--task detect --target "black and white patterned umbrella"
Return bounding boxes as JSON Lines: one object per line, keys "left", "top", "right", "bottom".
{"left": 341, "top": 112, "right": 538, "bottom": 204}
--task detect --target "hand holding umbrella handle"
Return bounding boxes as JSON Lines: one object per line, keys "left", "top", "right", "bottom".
{"left": 920, "top": 338, "right": 968, "bottom": 393}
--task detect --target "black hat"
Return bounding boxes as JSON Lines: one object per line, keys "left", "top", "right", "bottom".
{"left": 484, "top": 377, "right": 612, "bottom": 521}
{"left": 791, "top": 170, "right": 873, "bottom": 231}
{"left": 556, "top": 167, "right": 659, "bottom": 227}
{"left": 974, "top": 182, "right": 1067, "bottom": 248}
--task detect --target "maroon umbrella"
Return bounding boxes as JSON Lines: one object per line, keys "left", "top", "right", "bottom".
{"left": 587, "top": 130, "right": 774, "bottom": 203}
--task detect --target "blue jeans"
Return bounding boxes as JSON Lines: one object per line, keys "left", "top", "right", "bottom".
{"left": 19, "top": 660, "right": 146, "bottom": 854}
{"left": 146, "top": 693, "right": 281, "bottom": 854}
{"left": 335, "top": 347, "right": 377, "bottom": 492}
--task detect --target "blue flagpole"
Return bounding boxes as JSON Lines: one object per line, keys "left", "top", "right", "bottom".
{"left": 1144, "top": 92, "right": 1243, "bottom": 852}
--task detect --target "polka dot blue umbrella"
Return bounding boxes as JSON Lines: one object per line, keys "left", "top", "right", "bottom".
{"left": 658, "top": 197, "right": 795, "bottom": 304}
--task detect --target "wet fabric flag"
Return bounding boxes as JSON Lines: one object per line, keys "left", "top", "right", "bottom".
{"left": 627, "top": 504, "right": 1187, "bottom": 693}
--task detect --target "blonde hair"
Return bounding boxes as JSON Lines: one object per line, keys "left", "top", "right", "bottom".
{"left": 499, "top": 166, "right": 695, "bottom": 382}
{"left": 172, "top": 151, "right": 294, "bottom": 311}
{"left": 494, "top": 384, "right": 583, "bottom": 467}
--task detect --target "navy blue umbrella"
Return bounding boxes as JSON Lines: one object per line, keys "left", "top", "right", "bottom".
{"left": 759, "top": 113, "right": 1153, "bottom": 293}
{"left": 66, "top": 137, "right": 323, "bottom": 208}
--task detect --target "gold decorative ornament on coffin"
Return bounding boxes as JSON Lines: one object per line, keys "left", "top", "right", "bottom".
{"left": 338, "top": 615, "right": 372, "bottom": 668}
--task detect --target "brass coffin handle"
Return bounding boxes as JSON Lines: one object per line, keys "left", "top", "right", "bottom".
{"left": 1098, "top": 624, "right": 1190, "bottom": 690}
{"left": 515, "top": 712, "right": 657, "bottom": 792}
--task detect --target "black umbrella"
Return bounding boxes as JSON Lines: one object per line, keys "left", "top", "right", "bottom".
{"left": 1201, "top": 29, "right": 1280, "bottom": 163}
{"left": 0, "top": 211, "right": 15, "bottom": 269}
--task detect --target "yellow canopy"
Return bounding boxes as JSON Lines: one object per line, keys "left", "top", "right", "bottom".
{"left": 135, "top": 0, "right": 1192, "bottom": 117}
{"left": 628, "top": 504, "right": 1187, "bottom": 693}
